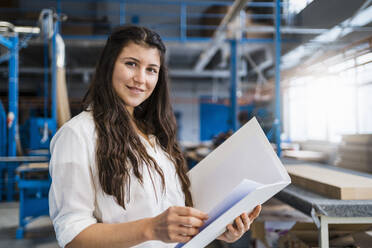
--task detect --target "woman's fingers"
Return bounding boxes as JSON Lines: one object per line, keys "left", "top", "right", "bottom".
{"left": 176, "top": 215, "right": 205, "bottom": 228}
{"left": 217, "top": 208, "right": 261, "bottom": 243}
{"left": 222, "top": 218, "right": 244, "bottom": 241}
{"left": 240, "top": 212, "right": 250, "bottom": 230}
{"left": 249, "top": 205, "right": 262, "bottom": 221}
{"left": 176, "top": 225, "right": 200, "bottom": 236}
{"left": 151, "top": 206, "right": 208, "bottom": 243}
{"left": 227, "top": 223, "right": 238, "bottom": 236}
{"left": 167, "top": 206, "right": 208, "bottom": 228}
{"left": 234, "top": 216, "right": 245, "bottom": 234}
{"left": 171, "top": 206, "right": 209, "bottom": 220}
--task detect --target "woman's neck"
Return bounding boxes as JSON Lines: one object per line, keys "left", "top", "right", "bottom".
{"left": 126, "top": 106, "right": 134, "bottom": 116}
{"left": 130, "top": 117, "right": 154, "bottom": 148}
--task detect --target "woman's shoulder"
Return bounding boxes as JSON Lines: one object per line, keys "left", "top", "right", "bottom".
{"left": 54, "top": 111, "right": 95, "bottom": 140}
{"left": 64, "top": 111, "right": 94, "bottom": 130}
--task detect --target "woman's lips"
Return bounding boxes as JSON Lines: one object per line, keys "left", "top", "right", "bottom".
{"left": 126, "top": 85, "right": 144, "bottom": 94}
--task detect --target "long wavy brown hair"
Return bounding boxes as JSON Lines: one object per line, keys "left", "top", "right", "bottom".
{"left": 82, "top": 25, "right": 193, "bottom": 208}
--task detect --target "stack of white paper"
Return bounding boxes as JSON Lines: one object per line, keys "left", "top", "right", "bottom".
{"left": 176, "top": 117, "right": 291, "bottom": 248}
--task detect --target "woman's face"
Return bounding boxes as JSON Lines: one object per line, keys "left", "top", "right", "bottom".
{"left": 112, "top": 41, "right": 161, "bottom": 115}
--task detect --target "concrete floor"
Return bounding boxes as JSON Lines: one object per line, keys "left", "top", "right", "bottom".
{"left": 0, "top": 202, "right": 58, "bottom": 248}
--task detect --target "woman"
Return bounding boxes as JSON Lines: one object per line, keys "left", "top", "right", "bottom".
{"left": 49, "top": 25, "right": 261, "bottom": 248}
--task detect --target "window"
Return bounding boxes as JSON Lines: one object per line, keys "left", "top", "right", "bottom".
{"left": 284, "top": 53, "right": 372, "bottom": 143}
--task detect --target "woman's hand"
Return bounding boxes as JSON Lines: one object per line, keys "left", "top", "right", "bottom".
{"left": 217, "top": 205, "right": 261, "bottom": 243}
{"left": 146, "top": 206, "right": 209, "bottom": 243}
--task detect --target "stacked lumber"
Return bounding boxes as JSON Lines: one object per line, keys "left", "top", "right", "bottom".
{"left": 335, "top": 134, "right": 372, "bottom": 173}
{"left": 283, "top": 150, "right": 327, "bottom": 163}
{"left": 286, "top": 164, "right": 372, "bottom": 200}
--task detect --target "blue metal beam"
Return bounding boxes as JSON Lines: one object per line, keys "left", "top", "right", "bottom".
{"left": 230, "top": 39, "right": 238, "bottom": 132}
{"left": 8, "top": 35, "right": 19, "bottom": 156}
{"left": 43, "top": 35, "right": 49, "bottom": 119}
{"left": 274, "top": 0, "right": 281, "bottom": 157}
{"left": 0, "top": 102, "right": 6, "bottom": 156}
{"left": 0, "top": 35, "right": 13, "bottom": 49}
{"left": 55, "top": 0, "right": 286, "bottom": 7}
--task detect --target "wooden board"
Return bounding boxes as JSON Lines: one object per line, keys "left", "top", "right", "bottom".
{"left": 339, "top": 143, "right": 372, "bottom": 155}
{"left": 342, "top": 134, "right": 372, "bottom": 145}
{"left": 283, "top": 150, "right": 327, "bottom": 163}
{"left": 57, "top": 67, "right": 71, "bottom": 128}
{"left": 18, "top": 162, "right": 48, "bottom": 170}
{"left": 285, "top": 165, "right": 372, "bottom": 200}
{"left": 339, "top": 151, "right": 371, "bottom": 164}
{"left": 335, "top": 159, "right": 372, "bottom": 173}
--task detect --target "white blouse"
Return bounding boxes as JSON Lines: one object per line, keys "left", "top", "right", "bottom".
{"left": 49, "top": 111, "right": 185, "bottom": 248}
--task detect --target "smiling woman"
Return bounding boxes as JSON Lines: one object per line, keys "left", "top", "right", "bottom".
{"left": 48, "top": 25, "right": 260, "bottom": 248}
{"left": 112, "top": 42, "right": 160, "bottom": 115}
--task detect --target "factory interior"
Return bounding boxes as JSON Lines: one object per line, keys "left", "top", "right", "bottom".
{"left": 1, "top": 0, "right": 372, "bottom": 247}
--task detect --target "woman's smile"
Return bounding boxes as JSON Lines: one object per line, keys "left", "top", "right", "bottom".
{"left": 126, "top": 85, "right": 145, "bottom": 94}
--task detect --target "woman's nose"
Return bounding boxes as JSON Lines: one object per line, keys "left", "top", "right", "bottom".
{"left": 133, "top": 69, "right": 146, "bottom": 84}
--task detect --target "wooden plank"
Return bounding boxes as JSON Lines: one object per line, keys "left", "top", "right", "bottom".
{"left": 339, "top": 143, "right": 372, "bottom": 157}
{"left": 18, "top": 162, "right": 48, "bottom": 171}
{"left": 283, "top": 150, "right": 327, "bottom": 163}
{"left": 285, "top": 165, "right": 372, "bottom": 200}
{"left": 57, "top": 67, "right": 71, "bottom": 128}
{"left": 339, "top": 151, "right": 371, "bottom": 164}
{"left": 335, "top": 159, "right": 372, "bottom": 173}
{"left": 342, "top": 134, "right": 372, "bottom": 145}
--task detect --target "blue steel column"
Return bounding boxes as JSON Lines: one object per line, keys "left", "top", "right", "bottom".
{"left": 51, "top": 22, "right": 58, "bottom": 123}
{"left": 274, "top": 0, "right": 282, "bottom": 156}
{"left": 230, "top": 39, "right": 238, "bottom": 132}
{"left": 43, "top": 32, "right": 49, "bottom": 119}
{"left": 8, "top": 35, "right": 19, "bottom": 156}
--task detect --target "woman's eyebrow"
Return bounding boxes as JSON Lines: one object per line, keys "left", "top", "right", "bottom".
{"left": 122, "top": 57, "right": 160, "bottom": 68}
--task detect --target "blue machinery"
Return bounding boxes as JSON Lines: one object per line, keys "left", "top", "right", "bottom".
{"left": 0, "top": 11, "right": 59, "bottom": 238}
{"left": 0, "top": 31, "right": 20, "bottom": 203}
{"left": 0, "top": 32, "right": 19, "bottom": 158}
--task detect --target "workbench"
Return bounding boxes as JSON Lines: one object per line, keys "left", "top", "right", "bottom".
{"left": 16, "top": 162, "right": 50, "bottom": 239}
{"left": 0, "top": 156, "right": 49, "bottom": 201}
{"left": 277, "top": 159, "right": 372, "bottom": 248}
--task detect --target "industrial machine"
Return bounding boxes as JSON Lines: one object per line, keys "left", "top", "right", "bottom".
{"left": 0, "top": 9, "right": 64, "bottom": 238}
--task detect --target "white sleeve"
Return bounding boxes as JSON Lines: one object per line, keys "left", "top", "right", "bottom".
{"left": 49, "top": 126, "right": 97, "bottom": 248}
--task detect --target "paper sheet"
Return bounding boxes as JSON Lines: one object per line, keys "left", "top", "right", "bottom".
{"left": 176, "top": 117, "right": 291, "bottom": 248}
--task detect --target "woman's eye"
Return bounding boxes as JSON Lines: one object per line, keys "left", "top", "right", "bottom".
{"left": 148, "top": 68, "right": 158, "bottom": 74}
{"left": 125, "top": 62, "right": 136, "bottom": 67}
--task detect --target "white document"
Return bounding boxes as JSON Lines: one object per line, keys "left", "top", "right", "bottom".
{"left": 175, "top": 117, "right": 291, "bottom": 248}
